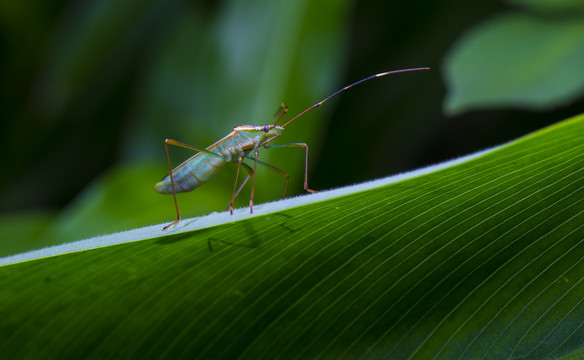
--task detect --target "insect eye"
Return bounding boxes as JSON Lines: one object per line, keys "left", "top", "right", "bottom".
{"left": 263, "top": 125, "right": 270, "bottom": 132}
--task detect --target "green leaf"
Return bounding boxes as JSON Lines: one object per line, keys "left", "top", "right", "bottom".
{"left": 444, "top": 13, "right": 584, "bottom": 114}
{"left": 1, "top": 113, "right": 584, "bottom": 359}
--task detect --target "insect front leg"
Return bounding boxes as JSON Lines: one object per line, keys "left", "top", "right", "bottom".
{"left": 263, "top": 143, "right": 317, "bottom": 194}
{"left": 272, "top": 103, "right": 288, "bottom": 125}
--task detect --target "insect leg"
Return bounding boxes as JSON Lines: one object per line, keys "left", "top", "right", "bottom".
{"left": 244, "top": 154, "right": 290, "bottom": 199}
{"left": 263, "top": 143, "right": 317, "bottom": 193}
{"left": 226, "top": 162, "right": 253, "bottom": 211}
{"left": 162, "top": 139, "right": 228, "bottom": 230}
{"left": 249, "top": 149, "right": 260, "bottom": 213}
{"left": 229, "top": 158, "right": 254, "bottom": 214}
{"left": 164, "top": 139, "right": 229, "bottom": 159}
{"left": 272, "top": 103, "right": 288, "bottom": 125}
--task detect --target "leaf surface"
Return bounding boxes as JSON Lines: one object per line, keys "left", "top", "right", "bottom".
{"left": 1, "top": 114, "right": 583, "bottom": 359}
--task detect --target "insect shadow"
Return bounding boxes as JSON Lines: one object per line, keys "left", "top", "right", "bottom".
{"left": 206, "top": 218, "right": 263, "bottom": 251}
{"left": 155, "top": 212, "right": 296, "bottom": 252}
{"left": 207, "top": 212, "right": 296, "bottom": 251}
{"left": 155, "top": 229, "right": 212, "bottom": 245}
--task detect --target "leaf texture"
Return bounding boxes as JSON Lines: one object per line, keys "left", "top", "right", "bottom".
{"left": 1, "top": 114, "right": 583, "bottom": 359}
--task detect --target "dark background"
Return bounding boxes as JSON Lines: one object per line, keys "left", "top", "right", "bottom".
{"left": 1, "top": 0, "right": 582, "bottom": 250}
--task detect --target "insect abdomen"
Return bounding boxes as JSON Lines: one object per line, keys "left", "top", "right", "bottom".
{"left": 155, "top": 154, "right": 226, "bottom": 194}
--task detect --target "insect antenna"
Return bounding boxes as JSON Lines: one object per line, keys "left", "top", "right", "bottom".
{"left": 275, "top": 67, "right": 429, "bottom": 128}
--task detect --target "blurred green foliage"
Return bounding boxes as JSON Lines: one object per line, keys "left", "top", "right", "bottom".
{"left": 1, "top": 0, "right": 583, "bottom": 255}
{"left": 445, "top": 3, "right": 584, "bottom": 113}
{"left": 508, "top": 0, "right": 584, "bottom": 11}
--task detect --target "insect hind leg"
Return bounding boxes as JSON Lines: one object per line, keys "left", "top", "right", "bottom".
{"left": 162, "top": 138, "right": 228, "bottom": 230}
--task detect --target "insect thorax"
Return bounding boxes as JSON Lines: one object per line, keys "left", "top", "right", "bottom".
{"left": 219, "top": 125, "right": 283, "bottom": 160}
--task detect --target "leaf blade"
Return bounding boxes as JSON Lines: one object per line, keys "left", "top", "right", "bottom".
{"left": 1, "top": 114, "right": 584, "bottom": 359}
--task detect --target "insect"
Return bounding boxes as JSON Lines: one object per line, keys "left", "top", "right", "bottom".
{"left": 155, "top": 67, "right": 429, "bottom": 230}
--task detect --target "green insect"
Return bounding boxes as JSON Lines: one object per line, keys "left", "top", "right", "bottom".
{"left": 155, "top": 67, "right": 429, "bottom": 229}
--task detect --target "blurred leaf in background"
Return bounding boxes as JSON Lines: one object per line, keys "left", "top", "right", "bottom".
{"left": 1, "top": 0, "right": 584, "bottom": 256}
{"left": 444, "top": 0, "right": 584, "bottom": 113}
